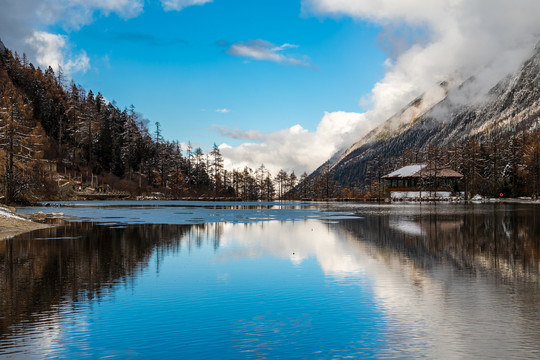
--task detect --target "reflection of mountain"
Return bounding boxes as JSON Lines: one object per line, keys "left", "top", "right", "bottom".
{"left": 333, "top": 206, "right": 540, "bottom": 359}
{"left": 339, "top": 205, "right": 540, "bottom": 282}
{"left": 0, "top": 223, "right": 205, "bottom": 339}
{"left": 210, "top": 204, "right": 540, "bottom": 285}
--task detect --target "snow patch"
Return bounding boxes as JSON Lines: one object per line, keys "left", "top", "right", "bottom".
{"left": 0, "top": 207, "right": 29, "bottom": 221}
{"left": 390, "top": 191, "right": 454, "bottom": 199}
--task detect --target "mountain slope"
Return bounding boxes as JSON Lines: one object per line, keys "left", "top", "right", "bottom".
{"left": 315, "top": 44, "right": 540, "bottom": 189}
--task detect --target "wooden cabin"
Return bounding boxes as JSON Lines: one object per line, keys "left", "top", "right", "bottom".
{"left": 382, "top": 164, "right": 463, "bottom": 198}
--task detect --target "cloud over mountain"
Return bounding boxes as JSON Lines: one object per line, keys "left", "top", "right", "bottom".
{"left": 303, "top": 0, "right": 540, "bottom": 123}
{"left": 219, "top": 0, "right": 540, "bottom": 173}
{"left": 218, "top": 111, "right": 375, "bottom": 174}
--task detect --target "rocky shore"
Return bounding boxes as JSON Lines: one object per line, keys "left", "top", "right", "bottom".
{"left": 0, "top": 206, "right": 53, "bottom": 240}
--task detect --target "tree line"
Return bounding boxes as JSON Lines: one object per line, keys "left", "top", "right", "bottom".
{"left": 0, "top": 47, "right": 311, "bottom": 203}
{"left": 354, "top": 129, "right": 540, "bottom": 200}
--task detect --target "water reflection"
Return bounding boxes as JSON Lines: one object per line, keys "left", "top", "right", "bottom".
{"left": 336, "top": 204, "right": 540, "bottom": 359}
{"left": 348, "top": 204, "right": 540, "bottom": 282}
{"left": 0, "top": 223, "right": 187, "bottom": 340}
{"left": 1, "top": 204, "right": 539, "bottom": 358}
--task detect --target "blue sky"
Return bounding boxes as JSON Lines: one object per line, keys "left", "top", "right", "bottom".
{"left": 68, "top": 0, "right": 385, "bottom": 146}
{"left": 2, "top": 0, "right": 539, "bottom": 173}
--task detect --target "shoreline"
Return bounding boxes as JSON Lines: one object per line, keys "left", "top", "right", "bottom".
{"left": 1, "top": 198, "right": 538, "bottom": 241}
{"left": 0, "top": 206, "right": 53, "bottom": 240}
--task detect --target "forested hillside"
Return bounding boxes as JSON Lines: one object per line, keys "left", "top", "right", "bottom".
{"left": 0, "top": 44, "right": 300, "bottom": 203}
{"left": 305, "top": 44, "right": 540, "bottom": 199}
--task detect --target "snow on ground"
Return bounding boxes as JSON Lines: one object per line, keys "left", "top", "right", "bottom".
{"left": 390, "top": 191, "right": 454, "bottom": 199}
{"left": 0, "top": 206, "right": 51, "bottom": 240}
{"left": 0, "top": 206, "right": 29, "bottom": 221}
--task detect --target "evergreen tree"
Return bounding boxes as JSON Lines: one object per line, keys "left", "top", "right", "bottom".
{"left": 0, "top": 86, "right": 44, "bottom": 202}
{"left": 210, "top": 143, "right": 224, "bottom": 193}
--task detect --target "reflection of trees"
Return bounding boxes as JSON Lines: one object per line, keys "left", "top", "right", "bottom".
{"left": 0, "top": 222, "right": 223, "bottom": 340}
{"left": 336, "top": 207, "right": 540, "bottom": 359}
{"left": 339, "top": 205, "right": 540, "bottom": 282}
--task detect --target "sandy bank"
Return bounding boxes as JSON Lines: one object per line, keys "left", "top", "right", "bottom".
{"left": 0, "top": 206, "right": 52, "bottom": 240}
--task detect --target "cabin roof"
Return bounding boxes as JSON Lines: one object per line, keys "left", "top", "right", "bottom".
{"left": 382, "top": 164, "right": 426, "bottom": 178}
{"left": 382, "top": 164, "right": 463, "bottom": 179}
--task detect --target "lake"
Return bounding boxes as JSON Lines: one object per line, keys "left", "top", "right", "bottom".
{"left": 1, "top": 201, "right": 539, "bottom": 359}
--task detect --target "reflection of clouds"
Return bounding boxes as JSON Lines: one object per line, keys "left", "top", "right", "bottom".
{"left": 389, "top": 217, "right": 463, "bottom": 237}
{"left": 3, "top": 303, "right": 93, "bottom": 359}
{"left": 2, "top": 312, "right": 62, "bottom": 359}
{"left": 214, "top": 219, "right": 540, "bottom": 359}
{"left": 389, "top": 219, "right": 423, "bottom": 236}
{"left": 217, "top": 221, "right": 370, "bottom": 276}
{"left": 368, "top": 255, "right": 540, "bottom": 359}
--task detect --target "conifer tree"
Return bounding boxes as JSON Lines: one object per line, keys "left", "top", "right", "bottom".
{"left": 0, "top": 86, "right": 44, "bottom": 202}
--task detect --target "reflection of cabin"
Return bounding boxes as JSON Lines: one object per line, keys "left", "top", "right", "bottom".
{"left": 382, "top": 164, "right": 463, "bottom": 199}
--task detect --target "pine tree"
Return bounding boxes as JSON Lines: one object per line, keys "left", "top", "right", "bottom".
{"left": 210, "top": 143, "right": 224, "bottom": 194}
{"left": 298, "top": 172, "right": 309, "bottom": 199}
{"left": 275, "top": 169, "right": 288, "bottom": 199}
{"left": 0, "top": 86, "right": 44, "bottom": 202}
{"left": 288, "top": 171, "right": 297, "bottom": 199}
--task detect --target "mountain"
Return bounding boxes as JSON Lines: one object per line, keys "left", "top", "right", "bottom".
{"left": 309, "top": 43, "right": 540, "bottom": 192}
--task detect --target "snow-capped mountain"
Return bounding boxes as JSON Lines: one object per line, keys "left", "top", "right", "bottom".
{"left": 309, "top": 43, "right": 540, "bottom": 188}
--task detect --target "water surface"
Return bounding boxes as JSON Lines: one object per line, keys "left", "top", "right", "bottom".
{"left": 2, "top": 202, "right": 539, "bottom": 359}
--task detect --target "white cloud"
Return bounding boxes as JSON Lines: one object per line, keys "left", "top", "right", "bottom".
{"left": 38, "top": 0, "right": 144, "bottom": 30}
{"left": 302, "top": 0, "right": 540, "bottom": 127}
{"left": 215, "top": 108, "right": 230, "bottom": 113}
{"left": 24, "top": 32, "right": 67, "bottom": 71}
{"left": 0, "top": 0, "right": 215, "bottom": 73}
{"left": 218, "top": 111, "right": 375, "bottom": 174}
{"left": 227, "top": 39, "right": 311, "bottom": 66}
{"left": 25, "top": 31, "right": 90, "bottom": 73}
{"left": 0, "top": 0, "right": 147, "bottom": 74}
{"left": 212, "top": 126, "right": 266, "bottom": 141}
{"left": 160, "top": 0, "right": 212, "bottom": 12}
{"left": 64, "top": 50, "right": 90, "bottom": 73}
